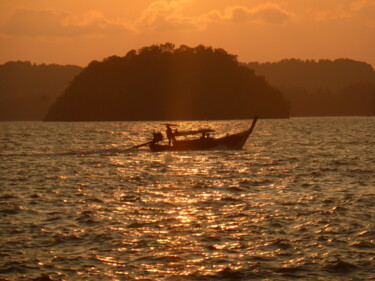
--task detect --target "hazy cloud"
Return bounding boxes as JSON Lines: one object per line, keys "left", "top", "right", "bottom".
{"left": 0, "top": 2, "right": 297, "bottom": 37}
{"left": 196, "top": 3, "right": 294, "bottom": 29}
{"left": 134, "top": 0, "right": 197, "bottom": 31}
{"left": 134, "top": 1, "right": 294, "bottom": 32}
{"left": 0, "top": 8, "right": 130, "bottom": 37}
{"left": 351, "top": 0, "right": 375, "bottom": 26}
{"left": 228, "top": 4, "right": 294, "bottom": 24}
{"left": 313, "top": 0, "right": 375, "bottom": 23}
{"left": 350, "top": 0, "right": 375, "bottom": 11}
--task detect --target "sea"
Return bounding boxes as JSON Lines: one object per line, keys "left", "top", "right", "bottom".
{"left": 0, "top": 117, "right": 374, "bottom": 281}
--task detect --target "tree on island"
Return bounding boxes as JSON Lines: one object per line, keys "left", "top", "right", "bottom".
{"left": 44, "top": 43, "right": 290, "bottom": 121}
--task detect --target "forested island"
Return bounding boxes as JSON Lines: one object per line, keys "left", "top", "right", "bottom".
{"left": 2, "top": 46, "right": 375, "bottom": 121}
{"left": 0, "top": 61, "right": 82, "bottom": 121}
{"left": 247, "top": 59, "right": 375, "bottom": 116}
{"left": 45, "top": 43, "right": 289, "bottom": 121}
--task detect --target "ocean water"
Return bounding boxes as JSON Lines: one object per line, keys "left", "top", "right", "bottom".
{"left": 0, "top": 117, "right": 374, "bottom": 281}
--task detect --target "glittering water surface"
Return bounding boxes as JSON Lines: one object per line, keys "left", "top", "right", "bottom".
{"left": 1, "top": 117, "right": 375, "bottom": 280}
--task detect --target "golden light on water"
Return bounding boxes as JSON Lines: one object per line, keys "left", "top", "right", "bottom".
{"left": 102, "top": 145, "right": 268, "bottom": 278}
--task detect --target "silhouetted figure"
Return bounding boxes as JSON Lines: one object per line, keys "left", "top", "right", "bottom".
{"left": 152, "top": 132, "right": 163, "bottom": 144}
{"left": 166, "top": 124, "right": 173, "bottom": 146}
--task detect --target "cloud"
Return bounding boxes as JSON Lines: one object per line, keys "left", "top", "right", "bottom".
{"left": 350, "top": 0, "right": 375, "bottom": 26}
{"left": 313, "top": 0, "right": 375, "bottom": 23}
{"left": 134, "top": 0, "right": 197, "bottom": 32}
{"left": 1, "top": 2, "right": 295, "bottom": 37}
{"left": 134, "top": 1, "right": 294, "bottom": 32}
{"left": 350, "top": 0, "right": 375, "bottom": 11}
{"left": 227, "top": 4, "right": 294, "bottom": 24}
{"left": 0, "top": 8, "right": 130, "bottom": 37}
{"left": 196, "top": 3, "right": 294, "bottom": 29}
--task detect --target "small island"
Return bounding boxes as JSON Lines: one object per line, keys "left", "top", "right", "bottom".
{"left": 44, "top": 43, "right": 290, "bottom": 121}
{"left": 247, "top": 59, "right": 375, "bottom": 116}
{"left": 0, "top": 61, "right": 82, "bottom": 121}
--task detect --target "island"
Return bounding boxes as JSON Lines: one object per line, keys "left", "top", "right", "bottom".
{"left": 247, "top": 59, "right": 375, "bottom": 116}
{"left": 44, "top": 43, "right": 290, "bottom": 121}
{"left": 0, "top": 61, "right": 82, "bottom": 121}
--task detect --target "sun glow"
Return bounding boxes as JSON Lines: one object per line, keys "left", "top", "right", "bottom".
{"left": 1, "top": 0, "right": 374, "bottom": 66}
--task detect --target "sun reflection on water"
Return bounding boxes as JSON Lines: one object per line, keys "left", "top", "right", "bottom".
{"left": 105, "top": 149, "right": 261, "bottom": 278}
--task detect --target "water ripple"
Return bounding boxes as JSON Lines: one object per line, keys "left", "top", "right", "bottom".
{"left": 0, "top": 118, "right": 374, "bottom": 280}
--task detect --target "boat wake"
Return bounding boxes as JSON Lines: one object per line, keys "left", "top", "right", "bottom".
{"left": 59, "top": 147, "right": 149, "bottom": 156}
{"left": 1, "top": 147, "right": 142, "bottom": 158}
{"left": 62, "top": 147, "right": 132, "bottom": 156}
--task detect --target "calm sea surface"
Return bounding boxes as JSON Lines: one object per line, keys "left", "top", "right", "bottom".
{"left": 1, "top": 117, "right": 374, "bottom": 281}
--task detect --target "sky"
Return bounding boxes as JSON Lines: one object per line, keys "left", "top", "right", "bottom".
{"left": 0, "top": 0, "right": 374, "bottom": 67}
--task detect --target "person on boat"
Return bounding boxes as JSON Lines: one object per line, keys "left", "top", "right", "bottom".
{"left": 166, "top": 124, "right": 174, "bottom": 146}
{"left": 152, "top": 132, "right": 163, "bottom": 144}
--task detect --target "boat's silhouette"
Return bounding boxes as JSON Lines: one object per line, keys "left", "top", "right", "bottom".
{"left": 148, "top": 116, "right": 258, "bottom": 152}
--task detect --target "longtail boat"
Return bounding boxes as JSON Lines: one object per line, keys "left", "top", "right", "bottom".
{"left": 148, "top": 116, "right": 259, "bottom": 152}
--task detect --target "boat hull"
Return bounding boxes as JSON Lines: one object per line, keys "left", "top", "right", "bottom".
{"left": 149, "top": 116, "right": 258, "bottom": 152}
{"left": 149, "top": 135, "right": 245, "bottom": 151}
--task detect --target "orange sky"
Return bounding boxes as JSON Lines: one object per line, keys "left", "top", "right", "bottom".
{"left": 1, "top": 0, "right": 374, "bottom": 67}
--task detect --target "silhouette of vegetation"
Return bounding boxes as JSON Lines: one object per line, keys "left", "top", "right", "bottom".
{"left": 4, "top": 56, "right": 374, "bottom": 120}
{"left": 45, "top": 43, "right": 290, "bottom": 121}
{"left": 247, "top": 59, "right": 375, "bottom": 116}
{"left": 0, "top": 61, "right": 82, "bottom": 120}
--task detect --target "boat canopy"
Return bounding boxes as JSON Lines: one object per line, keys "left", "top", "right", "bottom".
{"left": 174, "top": 128, "right": 215, "bottom": 137}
